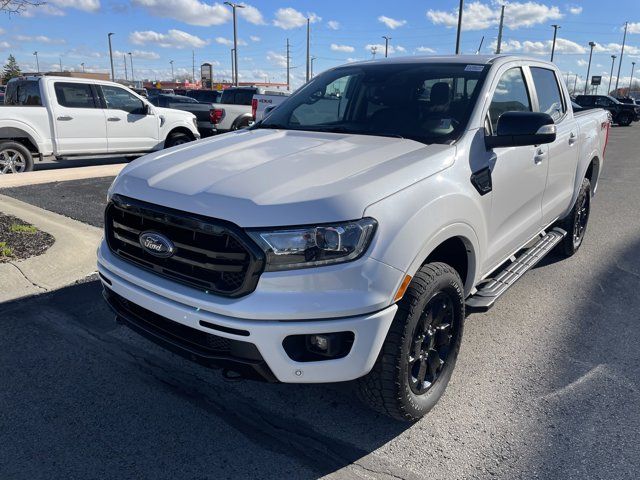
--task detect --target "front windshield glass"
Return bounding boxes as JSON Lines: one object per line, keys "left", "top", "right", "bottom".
{"left": 257, "top": 62, "right": 489, "bottom": 144}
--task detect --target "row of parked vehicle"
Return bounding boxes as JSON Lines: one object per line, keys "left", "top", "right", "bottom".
{"left": 0, "top": 75, "right": 289, "bottom": 173}
{"left": 573, "top": 94, "right": 640, "bottom": 126}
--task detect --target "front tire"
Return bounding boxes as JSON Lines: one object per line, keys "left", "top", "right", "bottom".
{"left": 0, "top": 141, "right": 34, "bottom": 174}
{"left": 357, "top": 262, "right": 465, "bottom": 421}
{"left": 618, "top": 112, "right": 632, "bottom": 126}
{"left": 557, "top": 177, "right": 591, "bottom": 257}
{"left": 164, "top": 132, "right": 193, "bottom": 148}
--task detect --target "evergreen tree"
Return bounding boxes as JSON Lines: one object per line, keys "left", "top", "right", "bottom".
{"left": 2, "top": 54, "right": 21, "bottom": 84}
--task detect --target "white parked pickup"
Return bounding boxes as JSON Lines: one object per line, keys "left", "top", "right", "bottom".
{"left": 0, "top": 76, "right": 200, "bottom": 174}
{"left": 99, "top": 55, "right": 610, "bottom": 421}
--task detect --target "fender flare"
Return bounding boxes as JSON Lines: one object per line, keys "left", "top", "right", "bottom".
{"left": 231, "top": 113, "right": 253, "bottom": 130}
{"left": 0, "top": 119, "right": 45, "bottom": 153}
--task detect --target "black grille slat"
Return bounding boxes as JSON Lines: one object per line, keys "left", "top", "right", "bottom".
{"left": 105, "top": 195, "right": 265, "bottom": 297}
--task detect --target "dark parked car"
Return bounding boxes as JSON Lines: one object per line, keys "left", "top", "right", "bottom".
{"left": 148, "top": 94, "right": 215, "bottom": 137}
{"left": 185, "top": 89, "right": 222, "bottom": 104}
{"left": 574, "top": 94, "right": 638, "bottom": 126}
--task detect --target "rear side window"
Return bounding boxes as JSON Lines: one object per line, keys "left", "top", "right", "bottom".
{"left": 530, "top": 67, "right": 565, "bottom": 122}
{"left": 234, "top": 90, "right": 254, "bottom": 105}
{"left": 575, "top": 96, "right": 593, "bottom": 106}
{"left": 488, "top": 67, "right": 532, "bottom": 131}
{"left": 54, "top": 82, "right": 98, "bottom": 109}
{"left": 5, "top": 80, "right": 42, "bottom": 106}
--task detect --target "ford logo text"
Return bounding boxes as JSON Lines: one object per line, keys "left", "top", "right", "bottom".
{"left": 139, "top": 232, "right": 176, "bottom": 258}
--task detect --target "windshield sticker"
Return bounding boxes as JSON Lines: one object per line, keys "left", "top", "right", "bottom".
{"left": 465, "top": 65, "right": 485, "bottom": 72}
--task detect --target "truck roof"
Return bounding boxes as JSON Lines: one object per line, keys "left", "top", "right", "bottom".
{"left": 12, "top": 75, "right": 129, "bottom": 89}
{"left": 343, "top": 54, "right": 552, "bottom": 68}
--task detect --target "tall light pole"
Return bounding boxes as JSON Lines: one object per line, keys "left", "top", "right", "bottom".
{"left": 33, "top": 51, "right": 39, "bottom": 72}
{"left": 615, "top": 22, "right": 628, "bottom": 93}
{"left": 495, "top": 5, "right": 505, "bottom": 54}
{"left": 310, "top": 56, "right": 316, "bottom": 77}
{"left": 629, "top": 62, "right": 636, "bottom": 97}
{"left": 584, "top": 41, "right": 596, "bottom": 95}
{"left": 107, "top": 32, "right": 115, "bottom": 81}
{"left": 550, "top": 24, "right": 560, "bottom": 62}
{"left": 230, "top": 48, "right": 235, "bottom": 84}
{"left": 59, "top": 57, "right": 63, "bottom": 72}
{"left": 286, "top": 38, "right": 290, "bottom": 90}
{"left": 306, "top": 17, "right": 311, "bottom": 82}
{"left": 123, "top": 53, "right": 128, "bottom": 81}
{"left": 573, "top": 74, "right": 578, "bottom": 96}
{"left": 608, "top": 55, "right": 616, "bottom": 93}
{"left": 455, "top": 0, "right": 464, "bottom": 54}
{"left": 128, "top": 52, "right": 134, "bottom": 83}
{"left": 382, "top": 35, "right": 391, "bottom": 58}
{"left": 169, "top": 60, "right": 174, "bottom": 82}
{"left": 81, "top": 62, "right": 85, "bottom": 73}
{"left": 224, "top": 2, "right": 244, "bottom": 86}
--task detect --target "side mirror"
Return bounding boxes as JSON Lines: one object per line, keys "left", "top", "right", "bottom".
{"left": 145, "top": 103, "right": 154, "bottom": 115}
{"left": 485, "top": 111, "right": 556, "bottom": 149}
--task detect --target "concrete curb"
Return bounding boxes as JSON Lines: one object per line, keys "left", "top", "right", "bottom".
{"left": 0, "top": 193, "right": 102, "bottom": 303}
{"left": 0, "top": 163, "right": 126, "bottom": 188}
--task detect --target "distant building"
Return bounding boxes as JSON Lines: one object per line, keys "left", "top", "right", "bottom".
{"left": 21, "top": 71, "right": 110, "bottom": 81}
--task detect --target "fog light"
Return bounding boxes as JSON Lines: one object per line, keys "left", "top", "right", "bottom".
{"left": 309, "top": 334, "right": 329, "bottom": 351}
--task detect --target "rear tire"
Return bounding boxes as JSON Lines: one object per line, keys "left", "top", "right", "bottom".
{"left": 357, "top": 262, "right": 465, "bottom": 421}
{"left": 232, "top": 117, "right": 251, "bottom": 130}
{"left": 618, "top": 112, "right": 632, "bottom": 126}
{"left": 0, "top": 141, "right": 34, "bottom": 174}
{"left": 164, "top": 132, "right": 193, "bottom": 148}
{"left": 556, "top": 177, "right": 591, "bottom": 257}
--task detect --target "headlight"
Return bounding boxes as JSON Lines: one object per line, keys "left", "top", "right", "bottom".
{"left": 247, "top": 218, "right": 377, "bottom": 271}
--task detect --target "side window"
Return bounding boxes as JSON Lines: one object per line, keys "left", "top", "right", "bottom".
{"left": 530, "top": 67, "right": 565, "bottom": 122}
{"left": 488, "top": 67, "right": 532, "bottom": 132}
{"left": 234, "top": 90, "right": 254, "bottom": 105}
{"left": 101, "top": 85, "right": 146, "bottom": 114}
{"left": 54, "top": 82, "right": 97, "bottom": 109}
{"left": 595, "top": 97, "right": 611, "bottom": 107}
{"left": 5, "top": 80, "right": 42, "bottom": 106}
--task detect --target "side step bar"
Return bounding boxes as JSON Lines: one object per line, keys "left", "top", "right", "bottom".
{"left": 466, "top": 227, "right": 567, "bottom": 312}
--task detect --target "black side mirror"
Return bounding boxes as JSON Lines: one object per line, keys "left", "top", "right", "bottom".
{"left": 485, "top": 111, "right": 556, "bottom": 149}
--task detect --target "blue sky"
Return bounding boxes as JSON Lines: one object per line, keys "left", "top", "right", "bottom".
{"left": 1, "top": 0, "right": 639, "bottom": 90}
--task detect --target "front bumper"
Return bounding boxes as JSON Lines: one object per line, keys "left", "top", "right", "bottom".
{"left": 98, "top": 248, "right": 398, "bottom": 383}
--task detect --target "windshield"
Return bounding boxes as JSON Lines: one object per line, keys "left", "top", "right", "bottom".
{"left": 256, "top": 62, "right": 489, "bottom": 144}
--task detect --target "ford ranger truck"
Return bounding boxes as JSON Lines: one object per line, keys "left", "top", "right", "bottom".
{"left": 0, "top": 76, "right": 200, "bottom": 174}
{"left": 99, "top": 55, "right": 610, "bottom": 421}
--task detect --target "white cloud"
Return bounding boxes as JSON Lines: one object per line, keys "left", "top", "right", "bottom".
{"left": 239, "top": 4, "right": 265, "bottom": 25}
{"left": 427, "top": 1, "right": 562, "bottom": 31}
{"left": 378, "top": 15, "right": 406, "bottom": 29}
{"left": 114, "top": 49, "right": 161, "bottom": 60}
{"left": 416, "top": 46, "right": 436, "bottom": 53}
{"left": 491, "top": 37, "right": 586, "bottom": 55}
{"left": 569, "top": 6, "right": 582, "bottom": 15}
{"left": 594, "top": 42, "right": 640, "bottom": 55}
{"left": 15, "top": 35, "right": 66, "bottom": 44}
{"left": 0, "top": 41, "right": 11, "bottom": 49}
{"left": 330, "top": 43, "right": 354, "bottom": 53}
{"left": 327, "top": 20, "right": 340, "bottom": 30}
{"left": 266, "top": 50, "right": 287, "bottom": 67}
{"left": 49, "top": 0, "right": 100, "bottom": 11}
{"left": 215, "top": 37, "right": 247, "bottom": 47}
{"left": 249, "top": 35, "right": 261, "bottom": 42}
{"left": 273, "top": 7, "right": 320, "bottom": 29}
{"left": 628, "top": 23, "right": 640, "bottom": 34}
{"left": 132, "top": 0, "right": 230, "bottom": 26}
{"left": 364, "top": 43, "right": 404, "bottom": 56}
{"left": 577, "top": 59, "right": 588, "bottom": 67}
{"left": 130, "top": 29, "right": 208, "bottom": 49}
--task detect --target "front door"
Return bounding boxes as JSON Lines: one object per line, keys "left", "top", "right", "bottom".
{"left": 482, "top": 66, "right": 549, "bottom": 273}
{"left": 51, "top": 81, "right": 108, "bottom": 155}
{"left": 100, "top": 85, "right": 159, "bottom": 153}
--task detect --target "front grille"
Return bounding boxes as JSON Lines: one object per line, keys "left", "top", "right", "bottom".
{"left": 105, "top": 194, "right": 264, "bottom": 297}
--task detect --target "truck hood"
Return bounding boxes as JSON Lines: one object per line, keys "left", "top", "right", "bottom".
{"left": 111, "top": 129, "right": 456, "bottom": 227}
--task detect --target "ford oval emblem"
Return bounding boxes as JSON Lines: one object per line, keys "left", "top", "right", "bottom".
{"left": 139, "top": 231, "right": 175, "bottom": 258}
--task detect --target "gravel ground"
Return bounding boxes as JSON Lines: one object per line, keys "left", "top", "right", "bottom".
{"left": 0, "top": 125, "right": 639, "bottom": 479}
{"left": 0, "top": 213, "right": 54, "bottom": 262}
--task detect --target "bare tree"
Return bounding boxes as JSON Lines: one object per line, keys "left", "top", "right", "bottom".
{"left": 1, "top": 0, "right": 45, "bottom": 14}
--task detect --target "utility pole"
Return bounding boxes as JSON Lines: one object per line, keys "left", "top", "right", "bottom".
{"left": 495, "top": 5, "right": 505, "bottom": 54}
{"left": 382, "top": 35, "right": 391, "bottom": 58}
{"left": 192, "top": 50, "right": 195, "bottom": 83}
{"left": 584, "top": 41, "right": 596, "bottom": 95}
{"left": 608, "top": 55, "right": 617, "bottom": 93}
{"left": 230, "top": 48, "right": 235, "bottom": 84}
{"left": 225, "top": 2, "right": 244, "bottom": 86}
{"left": 33, "top": 51, "right": 39, "bottom": 72}
{"left": 306, "top": 17, "right": 311, "bottom": 82}
{"left": 629, "top": 62, "right": 636, "bottom": 97}
{"left": 169, "top": 60, "right": 174, "bottom": 82}
{"left": 286, "top": 38, "right": 290, "bottom": 90}
{"left": 128, "top": 52, "right": 134, "bottom": 83}
{"left": 615, "top": 21, "right": 628, "bottom": 93}
{"left": 573, "top": 74, "right": 578, "bottom": 96}
{"left": 81, "top": 62, "right": 85, "bottom": 73}
{"left": 371, "top": 46, "right": 378, "bottom": 59}
{"left": 311, "top": 56, "right": 316, "bottom": 77}
{"left": 107, "top": 33, "right": 115, "bottom": 81}
{"left": 59, "top": 57, "right": 63, "bottom": 72}
{"left": 123, "top": 53, "right": 128, "bottom": 81}
{"left": 550, "top": 24, "right": 560, "bottom": 62}
{"left": 455, "top": 0, "right": 464, "bottom": 54}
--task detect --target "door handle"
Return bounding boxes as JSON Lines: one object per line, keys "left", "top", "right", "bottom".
{"left": 534, "top": 148, "right": 546, "bottom": 165}
{"left": 56, "top": 116, "right": 73, "bottom": 121}
{"left": 107, "top": 117, "right": 121, "bottom": 122}
{"left": 568, "top": 132, "right": 577, "bottom": 145}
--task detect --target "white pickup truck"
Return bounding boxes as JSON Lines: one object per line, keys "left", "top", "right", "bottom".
{"left": 0, "top": 76, "right": 200, "bottom": 174}
{"left": 99, "top": 55, "right": 610, "bottom": 421}
{"left": 210, "top": 86, "right": 289, "bottom": 133}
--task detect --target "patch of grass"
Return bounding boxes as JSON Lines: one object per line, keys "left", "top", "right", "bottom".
{"left": 0, "top": 242, "right": 12, "bottom": 258}
{"left": 10, "top": 223, "right": 38, "bottom": 234}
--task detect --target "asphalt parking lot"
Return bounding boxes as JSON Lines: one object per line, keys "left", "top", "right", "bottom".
{"left": 1, "top": 125, "right": 639, "bottom": 479}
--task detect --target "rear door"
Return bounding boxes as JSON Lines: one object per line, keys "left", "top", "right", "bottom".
{"left": 51, "top": 81, "right": 107, "bottom": 154}
{"left": 530, "top": 66, "right": 579, "bottom": 224}
{"left": 99, "top": 85, "right": 159, "bottom": 153}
